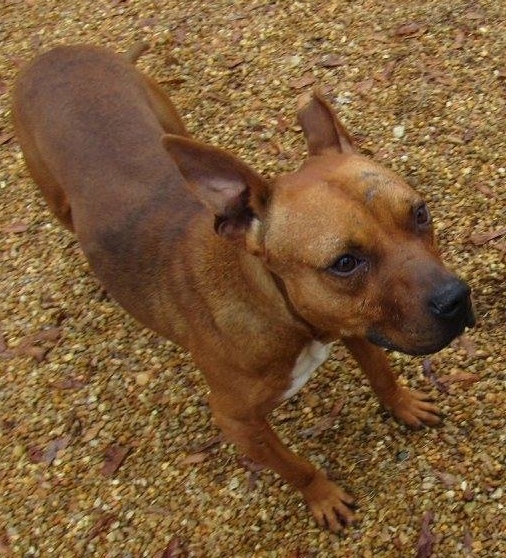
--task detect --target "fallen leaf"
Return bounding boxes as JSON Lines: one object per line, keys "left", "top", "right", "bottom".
{"left": 469, "top": 227, "right": 506, "bottom": 245}
{"left": 0, "top": 132, "right": 14, "bottom": 145}
{"left": 453, "top": 335, "right": 478, "bottom": 357}
{"left": 1, "top": 222, "right": 29, "bottom": 233}
{"left": 18, "top": 327, "right": 61, "bottom": 347}
{"left": 1, "top": 419, "right": 16, "bottom": 432}
{"left": 172, "top": 26, "right": 187, "bottom": 45}
{"left": 178, "top": 451, "right": 208, "bottom": 466}
{"left": 0, "top": 81, "right": 7, "bottom": 96}
{"left": 82, "top": 422, "right": 104, "bottom": 443}
{"left": 264, "top": 140, "right": 288, "bottom": 158}
{"left": 179, "top": 434, "right": 223, "bottom": 466}
{"left": 7, "top": 56, "right": 25, "bottom": 69}
{"left": 474, "top": 182, "right": 497, "bottom": 198}
{"left": 422, "top": 359, "right": 449, "bottom": 393}
{"left": 203, "top": 91, "right": 229, "bottom": 104}
{"left": 138, "top": 16, "right": 158, "bottom": 29}
{"left": 438, "top": 371, "right": 479, "bottom": 389}
{"left": 356, "top": 77, "right": 374, "bottom": 96}
{"left": 464, "top": 9, "right": 484, "bottom": 21}
{"left": 161, "top": 537, "right": 187, "bottom": 558}
{"left": 462, "top": 487, "right": 475, "bottom": 502}
{"left": 231, "top": 28, "right": 243, "bottom": 44}
{"left": 422, "top": 66, "right": 453, "bottom": 85}
{"left": 159, "top": 77, "right": 186, "bottom": 87}
{"left": 225, "top": 56, "right": 244, "bottom": 69}
{"left": 11, "top": 326, "right": 61, "bottom": 362}
{"left": 238, "top": 455, "right": 264, "bottom": 490}
{"left": 276, "top": 115, "right": 290, "bottom": 133}
{"left": 319, "top": 54, "right": 346, "bottom": 67}
{"left": 417, "top": 58, "right": 454, "bottom": 86}
{"left": 66, "top": 413, "right": 83, "bottom": 439}
{"left": 42, "top": 435, "right": 71, "bottom": 464}
{"left": 319, "top": 83, "right": 334, "bottom": 97}
{"left": 27, "top": 445, "right": 45, "bottom": 463}
{"left": 21, "top": 346, "right": 48, "bottom": 362}
{"left": 0, "top": 334, "right": 6, "bottom": 353}
{"left": 237, "top": 455, "right": 264, "bottom": 473}
{"left": 417, "top": 510, "right": 435, "bottom": 558}
{"left": 445, "top": 134, "right": 465, "bottom": 146}
{"left": 299, "top": 398, "right": 346, "bottom": 438}
{"left": 393, "top": 535, "right": 406, "bottom": 550}
{"left": 434, "top": 470, "right": 457, "bottom": 488}
{"left": 394, "top": 22, "right": 425, "bottom": 38}
{"left": 190, "top": 434, "right": 223, "bottom": 453}
{"left": 453, "top": 28, "right": 467, "bottom": 49}
{"left": 50, "top": 377, "right": 87, "bottom": 390}
{"left": 462, "top": 128, "right": 476, "bottom": 143}
{"left": 494, "top": 241, "right": 506, "bottom": 261}
{"left": 463, "top": 529, "right": 473, "bottom": 553}
{"left": 375, "top": 59, "right": 397, "bottom": 82}
{"left": 289, "top": 72, "right": 316, "bottom": 90}
{"left": 0, "top": 528, "right": 12, "bottom": 556}
{"left": 164, "top": 53, "right": 180, "bottom": 67}
{"left": 100, "top": 444, "right": 130, "bottom": 476}
{"left": 30, "top": 33, "right": 42, "bottom": 49}
{"left": 85, "top": 513, "right": 117, "bottom": 543}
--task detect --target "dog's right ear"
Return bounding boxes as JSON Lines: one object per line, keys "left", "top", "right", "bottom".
{"left": 297, "top": 89, "right": 355, "bottom": 156}
{"left": 162, "top": 135, "right": 271, "bottom": 241}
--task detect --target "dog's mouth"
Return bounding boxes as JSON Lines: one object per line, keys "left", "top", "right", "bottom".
{"left": 366, "top": 329, "right": 454, "bottom": 356}
{"left": 367, "top": 305, "right": 476, "bottom": 356}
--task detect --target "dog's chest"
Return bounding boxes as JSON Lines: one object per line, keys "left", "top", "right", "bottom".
{"left": 281, "top": 341, "right": 331, "bottom": 401}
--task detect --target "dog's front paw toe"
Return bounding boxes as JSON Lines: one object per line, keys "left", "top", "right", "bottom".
{"left": 388, "top": 387, "right": 441, "bottom": 428}
{"left": 302, "top": 471, "right": 356, "bottom": 532}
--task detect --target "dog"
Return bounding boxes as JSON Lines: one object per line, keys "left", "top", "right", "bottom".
{"left": 12, "top": 44, "right": 475, "bottom": 532}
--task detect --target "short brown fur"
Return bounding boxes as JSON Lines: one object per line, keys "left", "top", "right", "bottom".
{"left": 12, "top": 45, "right": 474, "bottom": 531}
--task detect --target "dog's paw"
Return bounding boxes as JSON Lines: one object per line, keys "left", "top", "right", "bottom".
{"left": 302, "top": 470, "right": 356, "bottom": 532}
{"left": 387, "top": 387, "right": 441, "bottom": 428}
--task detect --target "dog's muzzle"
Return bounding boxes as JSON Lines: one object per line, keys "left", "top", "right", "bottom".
{"left": 367, "top": 276, "right": 475, "bottom": 356}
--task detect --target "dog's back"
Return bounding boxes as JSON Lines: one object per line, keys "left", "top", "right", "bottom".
{"left": 12, "top": 45, "right": 204, "bottom": 338}
{"left": 13, "top": 45, "right": 181, "bottom": 223}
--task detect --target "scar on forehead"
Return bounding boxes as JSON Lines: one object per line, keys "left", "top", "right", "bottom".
{"left": 365, "top": 186, "right": 378, "bottom": 203}
{"left": 361, "top": 170, "right": 379, "bottom": 180}
{"left": 360, "top": 171, "right": 380, "bottom": 203}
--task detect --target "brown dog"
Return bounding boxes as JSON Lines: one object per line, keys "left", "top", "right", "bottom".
{"left": 12, "top": 45, "right": 474, "bottom": 531}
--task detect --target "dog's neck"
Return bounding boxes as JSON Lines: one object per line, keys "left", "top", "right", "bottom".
{"left": 269, "top": 270, "right": 326, "bottom": 341}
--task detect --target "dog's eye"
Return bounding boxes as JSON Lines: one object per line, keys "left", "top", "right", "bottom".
{"left": 414, "top": 203, "right": 431, "bottom": 227}
{"left": 329, "top": 254, "right": 362, "bottom": 276}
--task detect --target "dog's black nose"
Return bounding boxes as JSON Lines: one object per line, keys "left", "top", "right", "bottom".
{"left": 429, "top": 278, "right": 473, "bottom": 323}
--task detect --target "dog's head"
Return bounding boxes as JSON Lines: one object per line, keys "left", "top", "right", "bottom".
{"left": 163, "top": 91, "right": 474, "bottom": 355}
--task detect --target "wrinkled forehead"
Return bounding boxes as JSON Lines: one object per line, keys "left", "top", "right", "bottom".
{"left": 265, "top": 154, "right": 422, "bottom": 265}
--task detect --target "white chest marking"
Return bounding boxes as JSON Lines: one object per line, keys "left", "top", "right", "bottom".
{"left": 281, "top": 341, "right": 331, "bottom": 401}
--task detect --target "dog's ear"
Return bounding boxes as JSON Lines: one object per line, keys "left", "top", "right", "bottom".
{"left": 297, "top": 89, "right": 355, "bottom": 156}
{"left": 162, "top": 135, "right": 270, "bottom": 240}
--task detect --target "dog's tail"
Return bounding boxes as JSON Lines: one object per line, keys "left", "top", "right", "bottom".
{"left": 123, "top": 41, "right": 149, "bottom": 64}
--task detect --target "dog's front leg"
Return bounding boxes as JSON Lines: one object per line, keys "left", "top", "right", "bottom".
{"left": 209, "top": 393, "right": 355, "bottom": 532}
{"left": 342, "top": 337, "right": 440, "bottom": 427}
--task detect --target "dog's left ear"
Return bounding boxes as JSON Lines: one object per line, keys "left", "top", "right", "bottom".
{"left": 297, "top": 89, "right": 355, "bottom": 156}
{"left": 162, "top": 135, "right": 270, "bottom": 241}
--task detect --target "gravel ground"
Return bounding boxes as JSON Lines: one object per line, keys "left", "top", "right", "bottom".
{"left": 1, "top": 1, "right": 504, "bottom": 556}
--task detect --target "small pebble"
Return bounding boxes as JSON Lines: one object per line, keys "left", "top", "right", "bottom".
{"left": 135, "top": 372, "right": 151, "bottom": 386}
{"left": 393, "top": 125, "right": 405, "bottom": 139}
